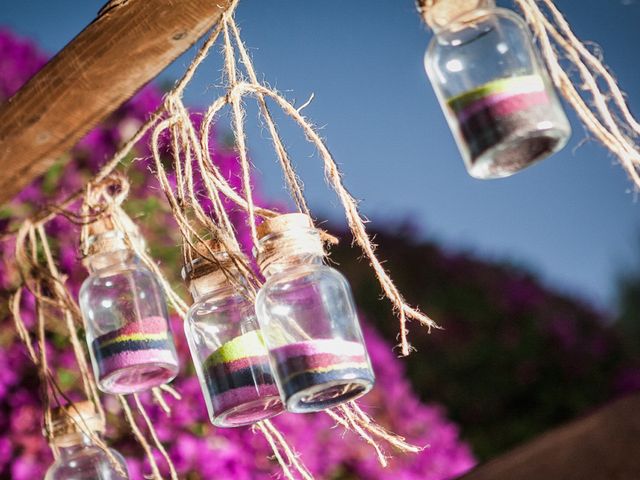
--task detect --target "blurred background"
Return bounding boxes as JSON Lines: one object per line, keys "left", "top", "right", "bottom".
{"left": 1, "top": 0, "right": 640, "bottom": 478}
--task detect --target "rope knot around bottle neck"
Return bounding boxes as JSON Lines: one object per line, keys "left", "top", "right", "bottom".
{"left": 182, "top": 240, "right": 244, "bottom": 297}
{"left": 417, "top": 0, "right": 495, "bottom": 30}
{"left": 49, "top": 401, "right": 104, "bottom": 448}
{"left": 256, "top": 213, "right": 326, "bottom": 275}
{"left": 81, "top": 173, "right": 141, "bottom": 258}
{"left": 82, "top": 214, "right": 143, "bottom": 260}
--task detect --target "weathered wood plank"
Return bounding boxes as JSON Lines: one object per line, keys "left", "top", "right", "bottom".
{"left": 0, "top": 0, "right": 231, "bottom": 204}
{"left": 460, "top": 393, "right": 640, "bottom": 480}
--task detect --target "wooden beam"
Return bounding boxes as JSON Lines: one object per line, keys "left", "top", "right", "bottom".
{"left": 460, "top": 393, "right": 640, "bottom": 480}
{"left": 0, "top": 0, "right": 231, "bottom": 204}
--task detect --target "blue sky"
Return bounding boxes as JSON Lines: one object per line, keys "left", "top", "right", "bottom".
{"left": 2, "top": 0, "right": 640, "bottom": 310}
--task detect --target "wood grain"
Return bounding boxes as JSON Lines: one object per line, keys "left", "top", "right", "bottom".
{"left": 461, "top": 393, "right": 640, "bottom": 480}
{"left": 0, "top": 0, "right": 231, "bottom": 204}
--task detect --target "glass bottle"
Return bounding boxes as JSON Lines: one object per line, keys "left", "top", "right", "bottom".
{"left": 255, "top": 213, "right": 375, "bottom": 413}
{"left": 424, "top": 0, "right": 571, "bottom": 179}
{"left": 79, "top": 219, "right": 179, "bottom": 394}
{"left": 45, "top": 401, "right": 130, "bottom": 480}
{"left": 183, "top": 242, "right": 283, "bottom": 427}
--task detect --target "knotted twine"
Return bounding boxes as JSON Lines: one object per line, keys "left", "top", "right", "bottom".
{"left": 417, "top": 0, "right": 640, "bottom": 188}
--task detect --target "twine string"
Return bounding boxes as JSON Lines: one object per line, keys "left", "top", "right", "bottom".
{"left": 346, "top": 402, "right": 423, "bottom": 453}
{"left": 537, "top": 0, "right": 640, "bottom": 136}
{"left": 228, "top": 17, "right": 310, "bottom": 215}
{"left": 326, "top": 408, "right": 388, "bottom": 467}
{"left": 133, "top": 393, "right": 179, "bottom": 480}
{"left": 36, "top": 225, "right": 105, "bottom": 426}
{"left": 222, "top": 16, "right": 260, "bottom": 251}
{"left": 254, "top": 420, "right": 314, "bottom": 480}
{"left": 254, "top": 422, "right": 297, "bottom": 480}
{"left": 119, "top": 395, "right": 163, "bottom": 480}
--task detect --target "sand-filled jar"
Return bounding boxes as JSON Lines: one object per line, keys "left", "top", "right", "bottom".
{"left": 424, "top": 0, "right": 570, "bottom": 178}
{"left": 79, "top": 220, "right": 179, "bottom": 394}
{"left": 255, "top": 214, "right": 375, "bottom": 413}
{"left": 183, "top": 242, "right": 283, "bottom": 427}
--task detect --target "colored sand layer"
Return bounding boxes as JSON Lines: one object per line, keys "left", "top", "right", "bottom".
{"left": 271, "top": 339, "right": 374, "bottom": 411}
{"left": 447, "top": 75, "right": 558, "bottom": 174}
{"left": 91, "top": 316, "right": 178, "bottom": 393}
{"left": 203, "top": 330, "right": 281, "bottom": 425}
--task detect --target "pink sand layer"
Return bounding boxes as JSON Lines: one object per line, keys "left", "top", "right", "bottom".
{"left": 98, "top": 348, "right": 177, "bottom": 375}
{"left": 456, "top": 91, "right": 549, "bottom": 122}
{"left": 455, "top": 90, "right": 548, "bottom": 123}
{"left": 99, "top": 316, "right": 168, "bottom": 342}
{"left": 277, "top": 351, "right": 367, "bottom": 371}
{"left": 271, "top": 339, "right": 366, "bottom": 361}
{"left": 212, "top": 384, "right": 280, "bottom": 414}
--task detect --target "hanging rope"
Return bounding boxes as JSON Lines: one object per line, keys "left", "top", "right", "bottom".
{"left": 118, "top": 395, "right": 163, "bottom": 480}
{"left": 254, "top": 420, "right": 314, "bottom": 480}
{"left": 325, "top": 402, "right": 423, "bottom": 468}
{"left": 11, "top": 221, "right": 126, "bottom": 474}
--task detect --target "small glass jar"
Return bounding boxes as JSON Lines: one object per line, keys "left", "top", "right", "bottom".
{"left": 45, "top": 401, "right": 130, "bottom": 480}
{"left": 255, "top": 214, "right": 375, "bottom": 413}
{"left": 424, "top": 0, "right": 571, "bottom": 179}
{"left": 183, "top": 243, "right": 283, "bottom": 427}
{"left": 79, "top": 220, "right": 179, "bottom": 394}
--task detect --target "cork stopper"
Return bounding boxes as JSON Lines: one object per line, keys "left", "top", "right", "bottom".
{"left": 88, "top": 213, "right": 140, "bottom": 237}
{"left": 420, "top": 0, "right": 495, "bottom": 30}
{"left": 257, "top": 213, "right": 315, "bottom": 240}
{"left": 182, "top": 240, "right": 241, "bottom": 296}
{"left": 50, "top": 401, "right": 104, "bottom": 447}
{"left": 84, "top": 214, "right": 142, "bottom": 257}
{"left": 256, "top": 213, "right": 324, "bottom": 273}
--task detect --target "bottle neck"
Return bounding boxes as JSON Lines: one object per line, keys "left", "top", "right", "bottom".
{"left": 187, "top": 258, "right": 250, "bottom": 302}
{"left": 262, "top": 253, "right": 323, "bottom": 278}
{"left": 189, "top": 275, "right": 239, "bottom": 302}
{"left": 86, "top": 249, "right": 135, "bottom": 273}
{"left": 57, "top": 433, "right": 96, "bottom": 457}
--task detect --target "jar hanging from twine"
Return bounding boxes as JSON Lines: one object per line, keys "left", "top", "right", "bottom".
{"left": 422, "top": 0, "right": 571, "bottom": 179}
{"left": 182, "top": 240, "right": 283, "bottom": 427}
{"left": 254, "top": 213, "right": 375, "bottom": 413}
{"left": 79, "top": 217, "right": 179, "bottom": 395}
{"left": 46, "top": 401, "right": 130, "bottom": 479}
